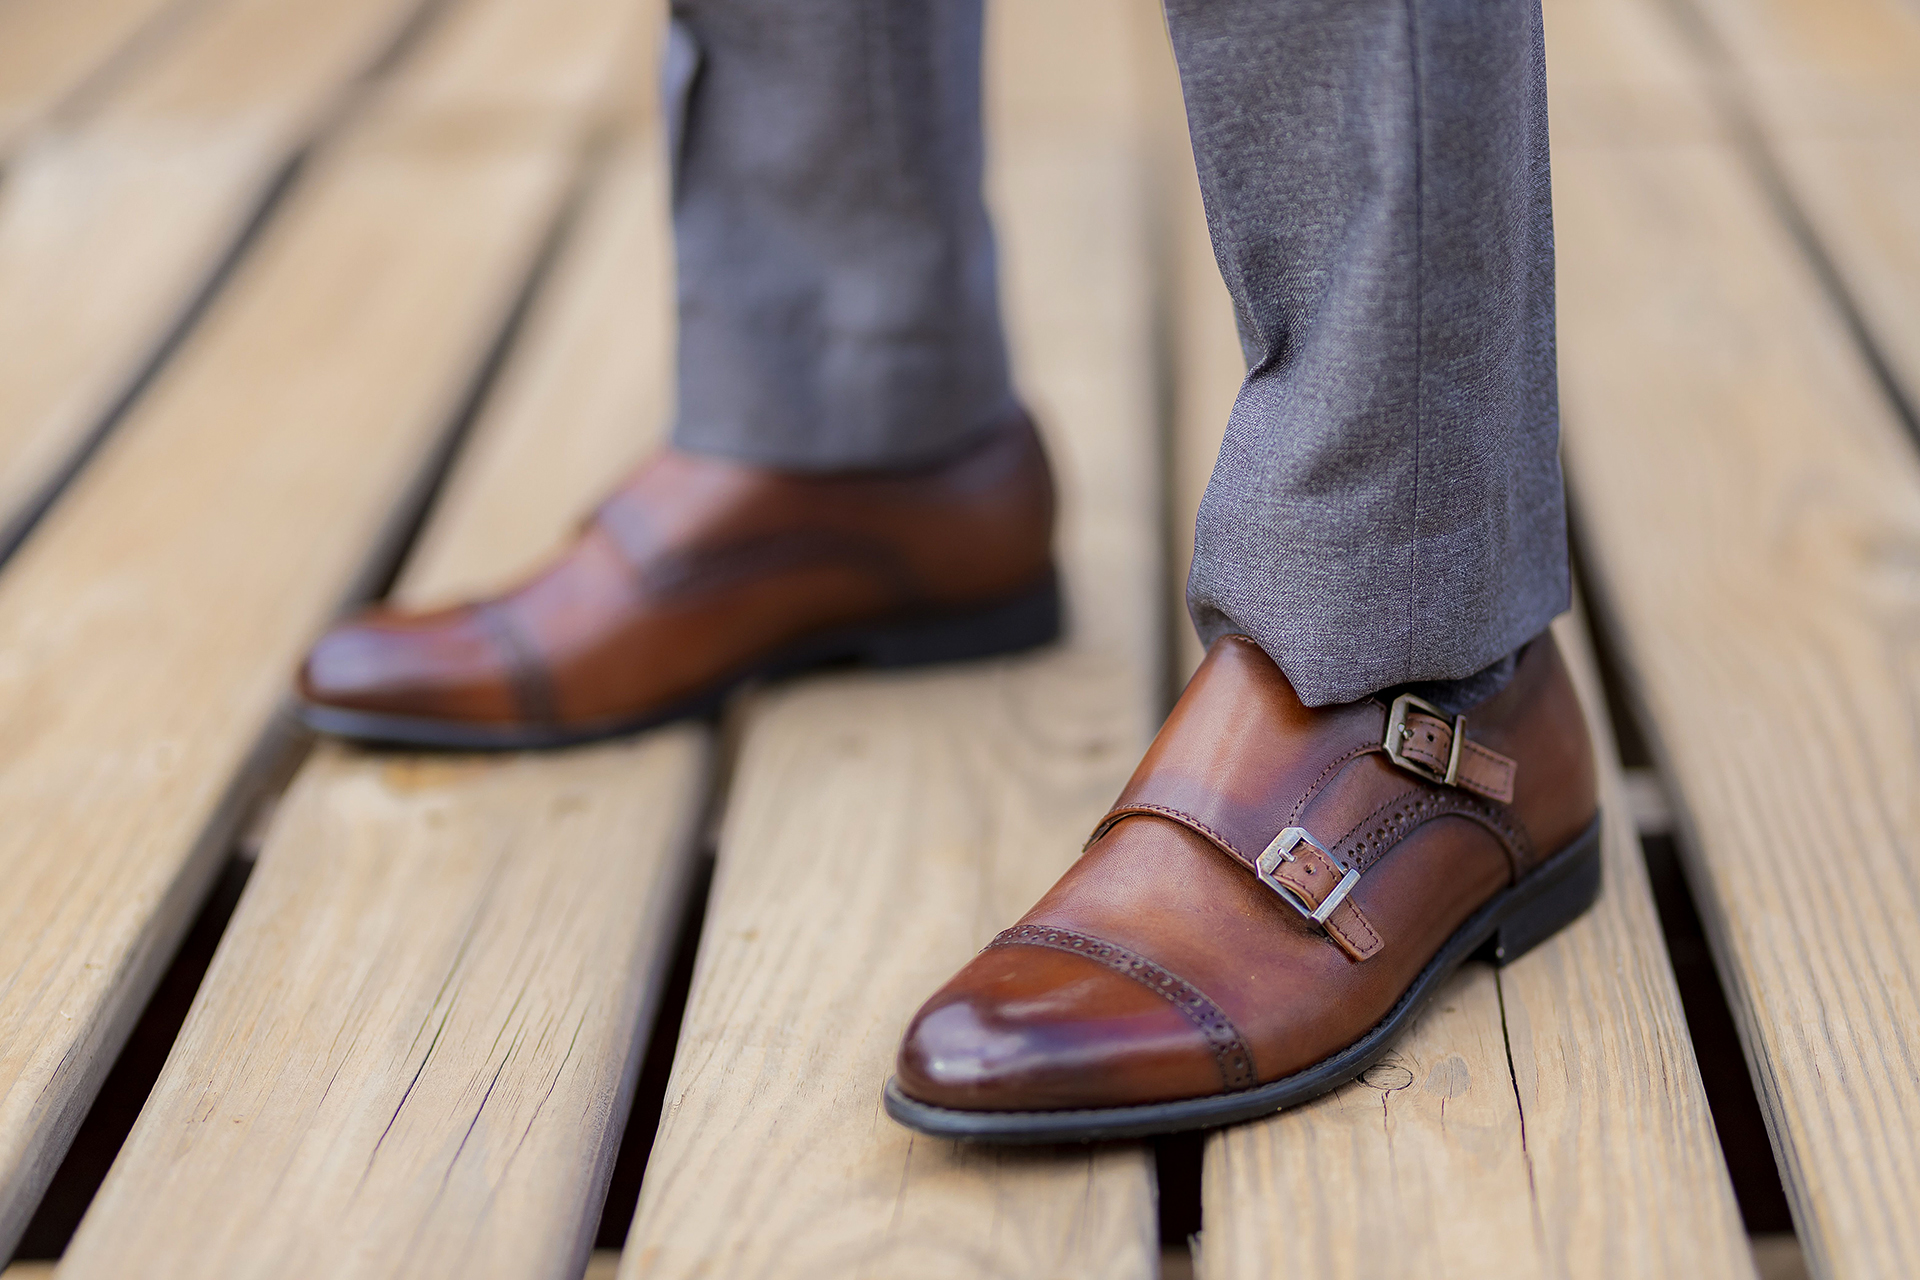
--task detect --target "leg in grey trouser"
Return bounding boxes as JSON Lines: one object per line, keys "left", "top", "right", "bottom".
{"left": 1168, "top": 0, "right": 1567, "bottom": 707}
{"left": 664, "top": 0, "right": 1569, "bottom": 707}
{"left": 663, "top": 0, "right": 1017, "bottom": 469}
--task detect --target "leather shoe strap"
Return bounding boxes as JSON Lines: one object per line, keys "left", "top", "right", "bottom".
{"left": 1263, "top": 842, "right": 1384, "bottom": 961}
{"left": 1389, "top": 703, "right": 1517, "bottom": 803}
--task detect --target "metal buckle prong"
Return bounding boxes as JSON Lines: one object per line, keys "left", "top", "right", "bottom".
{"left": 1256, "top": 826, "right": 1362, "bottom": 925}
{"left": 1384, "top": 692, "right": 1466, "bottom": 788}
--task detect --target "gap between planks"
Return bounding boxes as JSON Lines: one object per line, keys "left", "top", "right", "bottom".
{"left": 0, "top": 0, "right": 650, "bottom": 1258}
{"left": 615, "top": 2, "right": 1169, "bottom": 1277}
{"left": 1674, "top": 0, "right": 1920, "bottom": 448}
{"left": 1140, "top": 7, "right": 1752, "bottom": 1275}
{"left": 0, "top": 0, "right": 441, "bottom": 560}
{"left": 0, "top": 0, "right": 190, "bottom": 156}
{"left": 1547, "top": 0, "right": 1920, "bottom": 1274}
{"left": 54, "top": 123, "right": 700, "bottom": 1280}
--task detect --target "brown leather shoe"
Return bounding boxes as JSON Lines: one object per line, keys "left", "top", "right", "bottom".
{"left": 297, "top": 414, "right": 1057, "bottom": 748}
{"left": 885, "top": 630, "right": 1600, "bottom": 1142}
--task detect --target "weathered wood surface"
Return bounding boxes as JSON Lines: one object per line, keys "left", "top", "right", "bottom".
{"left": 1549, "top": 0, "right": 1920, "bottom": 1273}
{"left": 0, "top": 0, "right": 433, "bottom": 553}
{"left": 1198, "top": 608, "right": 1751, "bottom": 1280}
{"left": 1141, "top": 10, "right": 1751, "bottom": 1273}
{"left": 1684, "top": 0, "right": 1920, "bottom": 430}
{"left": 616, "top": 4, "right": 1167, "bottom": 1277}
{"left": 0, "top": 0, "right": 185, "bottom": 154}
{"left": 56, "top": 130, "right": 694, "bottom": 1279}
{"left": 0, "top": 0, "right": 641, "bottom": 1254}
{"left": 1540, "top": 0, "right": 1722, "bottom": 147}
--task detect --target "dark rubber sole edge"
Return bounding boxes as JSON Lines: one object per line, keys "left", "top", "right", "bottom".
{"left": 296, "top": 573, "right": 1063, "bottom": 751}
{"left": 882, "top": 814, "right": 1604, "bottom": 1144}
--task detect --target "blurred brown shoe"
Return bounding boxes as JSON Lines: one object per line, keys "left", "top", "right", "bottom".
{"left": 886, "top": 630, "right": 1600, "bottom": 1142}
{"left": 297, "top": 414, "right": 1057, "bottom": 749}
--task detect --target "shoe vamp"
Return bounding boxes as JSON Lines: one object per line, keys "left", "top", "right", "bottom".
{"left": 1025, "top": 814, "right": 1509, "bottom": 1082}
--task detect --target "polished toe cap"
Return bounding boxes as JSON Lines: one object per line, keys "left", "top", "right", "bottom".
{"left": 298, "top": 606, "right": 521, "bottom": 723}
{"left": 894, "top": 944, "right": 1226, "bottom": 1112}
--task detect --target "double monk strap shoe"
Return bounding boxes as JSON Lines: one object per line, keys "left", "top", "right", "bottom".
{"left": 886, "top": 630, "right": 1601, "bottom": 1142}
{"left": 297, "top": 414, "right": 1058, "bottom": 749}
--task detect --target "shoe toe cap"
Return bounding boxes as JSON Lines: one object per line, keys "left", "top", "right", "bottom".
{"left": 895, "top": 942, "right": 1229, "bottom": 1112}
{"left": 298, "top": 608, "right": 520, "bottom": 722}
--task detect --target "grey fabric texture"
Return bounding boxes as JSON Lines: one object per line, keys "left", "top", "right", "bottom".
{"left": 663, "top": 0, "right": 1569, "bottom": 707}
{"left": 1167, "top": 0, "right": 1568, "bottom": 704}
{"left": 664, "top": 0, "right": 1017, "bottom": 469}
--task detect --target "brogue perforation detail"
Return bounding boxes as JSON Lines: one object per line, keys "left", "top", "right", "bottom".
{"left": 1331, "top": 786, "right": 1534, "bottom": 882}
{"left": 987, "top": 924, "right": 1259, "bottom": 1092}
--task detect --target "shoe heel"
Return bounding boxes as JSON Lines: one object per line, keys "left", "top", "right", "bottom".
{"left": 857, "top": 573, "right": 1062, "bottom": 668}
{"left": 1475, "top": 818, "right": 1603, "bottom": 967}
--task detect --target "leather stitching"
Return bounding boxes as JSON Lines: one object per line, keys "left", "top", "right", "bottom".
{"left": 1284, "top": 745, "right": 1378, "bottom": 825}
{"left": 1323, "top": 905, "right": 1381, "bottom": 958}
{"left": 988, "top": 924, "right": 1260, "bottom": 1092}
{"left": 1460, "top": 739, "right": 1517, "bottom": 799}
{"left": 1330, "top": 786, "right": 1532, "bottom": 882}
{"left": 1394, "top": 711, "right": 1517, "bottom": 802}
{"left": 1269, "top": 854, "right": 1385, "bottom": 960}
{"left": 1085, "top": 803, "right": 1252, "bottom": 863}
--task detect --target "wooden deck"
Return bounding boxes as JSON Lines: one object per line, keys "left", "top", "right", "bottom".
{"left": 0, "top": 0, "right": 1915, "bottom": 1276}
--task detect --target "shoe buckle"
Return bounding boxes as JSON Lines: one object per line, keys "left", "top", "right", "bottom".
{"left": 1256, "top": 827, "right": 1362, "bottom": 926}
{"left": 1384, "top": 692, "right": 1466, "bottom": 788}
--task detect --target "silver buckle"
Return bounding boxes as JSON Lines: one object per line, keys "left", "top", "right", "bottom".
{"left": 1384, "top": 692, "right": 1466, "bottom": 788}
{"left": 1256, "top": 827, "right": 1361, "bottom": 925}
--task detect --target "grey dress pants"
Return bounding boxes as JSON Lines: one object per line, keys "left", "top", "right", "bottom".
{"left": 663, "top": 0, "right": 1569, "bottom": 709}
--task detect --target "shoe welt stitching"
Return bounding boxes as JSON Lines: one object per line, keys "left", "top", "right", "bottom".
{"left": 986, "top": 923, "right": 1260, "bottom": 1092}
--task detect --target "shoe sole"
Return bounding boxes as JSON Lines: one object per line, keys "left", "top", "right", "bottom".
{"left": 296, "top": 572, "right": 1063, "bottom": 751}
{"left": 882, "top": 814, "right": 1604, "bottom": 1144}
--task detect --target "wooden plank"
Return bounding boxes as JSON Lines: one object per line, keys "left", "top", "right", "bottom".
{"left": 614, "top": 3, "right": 1166, "bottom": 1276}
{"left": 0, "top": 0, "right": 186, "bottom": 154}
{"left": 1540, "top": 0, "right": 1724, "bottom": 147}
{"left": 0, "top": 0, "right": 645, "bottom": 1254}
{"left": 1186, "top": 5, "right": 1751, "bottom": 1272}
{"left": 1197, "top": 608, "right": 1752, "bottom": 1279}
{"left": 1681, "top": 0, "right": 1920, "bottom": 452}
{"left": 1548, "top": 0, "right": 1920, "bottom": 1269}
{"left": 55, "top": 132, "right": 694, "bottom": 1280}
{"left": 0, "top": 0, "right": 433, "bottom": 555}
{"left": 1685, "top": 0, "right": 1920, "bottom": 135}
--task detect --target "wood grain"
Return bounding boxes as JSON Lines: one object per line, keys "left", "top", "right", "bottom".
{"left": 1193, "top": 6, "right": 1752, "bottom": 1271}
{"left": 1198, "top": 609, "right": 1751, "bottom": 1280}
{"left": 0, "top": 0, "right": 642, "bottom": 1254}
{"left": 0, "top": 0, "right": 185, "bottom": 154}
{"left": 0, "top": 0, "right": 433, "bottom": 553}
{"left": 56, "top": 127, "right": 689, "bottom": 1280}
{"left": 1682, "top": 0, "right": 1920, "bottom": 469}
{"left": 616, "top": 4, "right": 1167, "bottom": 1276}
{"left": 1540, "top": 0, "right": 1724, "bottom": 148}
{"left": 1687, "top": 0, "right": 1920, "bottom": 136}
{"left": 1549, "top": 1, "right": 1920, "bottom": 1266}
